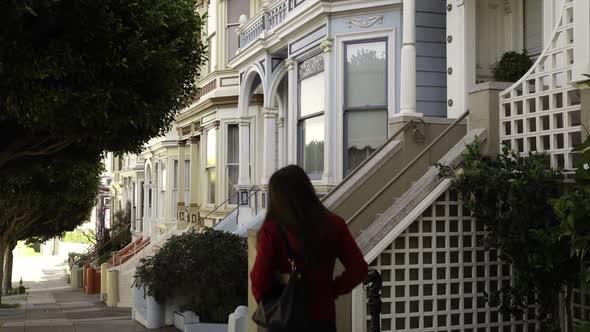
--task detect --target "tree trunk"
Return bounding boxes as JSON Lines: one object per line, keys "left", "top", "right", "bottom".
{"left": 2, "top": 241, "right": 15, "bottom": 292}
{"left": 0, "top": 237, "right": 7, "bottom": 303}
{"left": 564, "top": 284, "right": 574, "bottom": 332}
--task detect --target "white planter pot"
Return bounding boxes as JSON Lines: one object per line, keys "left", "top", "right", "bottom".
{"left": 173, "top": 311, "right": 228, "bottom": 332}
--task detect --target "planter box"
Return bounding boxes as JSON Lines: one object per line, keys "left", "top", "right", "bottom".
{"left": 173, "top": 311, "right": 228, "bottom": 332}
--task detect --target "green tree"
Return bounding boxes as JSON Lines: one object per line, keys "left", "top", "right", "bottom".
{"left": 438, "top": 140, "right": 580, "bottom": 331}
{"left": 0, "top": 0, "right": 206, "bottom": 168}
{"left": 0, "top": 148, "right": 101, "bottom": 298}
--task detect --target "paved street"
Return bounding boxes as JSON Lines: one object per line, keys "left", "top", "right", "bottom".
{"left": 0, "top": 256, "right": 176, "bottom": 332}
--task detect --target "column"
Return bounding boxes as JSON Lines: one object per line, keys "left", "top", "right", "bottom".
{"left": 400, "top": 0, "right": 421, "bottom": 116}
{"left": 164, "top": 157, "right": 175, "bottom": 224}
{"left": 321, "top": 38, "right": 334, "bottom": 184}
{"left": 446, "top": 0, "right": 476, "bottom": 118}
{"left": 573, "top": 0, "right": 590, "bottom": 83}
{"left": 278, "top": 117, "right": 286, "bottom": 168}
{"left": 261, "top": 107, "right": 278, "bottom": 184}
{"left": 142, "top": 181, "right": 148, "bottom": 221}
{"left": 189, "top": 136, "right": 200, "bottom": 206}
{"left": 177, "top": 140, "right": 186, "bottom": 224}
{"left": 238, "top": 118, "right": 251, "bottom": 186}
{"left": 189, "top": 136, "right": 201, "bottom": 225}
{"left": 285, "top": 58, "right": 298, "bottom": 164}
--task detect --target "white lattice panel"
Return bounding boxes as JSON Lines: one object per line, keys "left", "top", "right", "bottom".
{"left": 367, "top": 190, "right": 538, "bottom": 332}
{"left": 499, "top": 0, "right": 582, "bottom": 170}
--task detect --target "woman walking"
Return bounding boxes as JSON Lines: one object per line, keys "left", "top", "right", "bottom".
{"left": 251, "top": 165, "right": 368, "bottom": 332}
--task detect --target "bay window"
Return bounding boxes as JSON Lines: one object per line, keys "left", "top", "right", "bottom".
{"left": 344, "top": 40, "right": 388, "bottom": 174}
{"left": 227, "top": 124, "right": 239, "bottom": 204}
{"left": 297, "top": 54, "right": 325, "bottom": 179}
{"left": 206, "top": 128, "right": 217, "bottom": 204}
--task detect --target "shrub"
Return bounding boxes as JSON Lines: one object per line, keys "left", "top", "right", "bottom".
{"left": 134, "top": 229, "right": 248, "bottom": 323}
{"left": 492, "top": 51, "right": 533, "bottom": 82}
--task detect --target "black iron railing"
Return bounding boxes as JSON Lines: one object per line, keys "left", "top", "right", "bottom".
{"left": 364, "top": 269, "right": 383, "bottom": 332}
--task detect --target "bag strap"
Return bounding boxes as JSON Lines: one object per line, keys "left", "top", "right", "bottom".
{"left": 276, "top": 224, "right": 298, "bottom": 272}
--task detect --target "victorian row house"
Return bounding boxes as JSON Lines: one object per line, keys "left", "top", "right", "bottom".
{"left": 103, "top": 0, "right": 590, "bottom": 331}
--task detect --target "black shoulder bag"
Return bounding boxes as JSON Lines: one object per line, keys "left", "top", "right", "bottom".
{"left": 252, "top": 225, "right": 308, "bottom": 330}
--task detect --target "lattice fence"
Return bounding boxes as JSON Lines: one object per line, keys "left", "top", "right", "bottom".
{"left": 367, "top": 190, "right": 538, "bottom": 332}
{"left": 499, "top": 0, "right": 582, "bottom": 170}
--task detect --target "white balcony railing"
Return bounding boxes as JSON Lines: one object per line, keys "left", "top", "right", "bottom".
{"left": 238, "top": 0, "right": 307, "bottom": 49}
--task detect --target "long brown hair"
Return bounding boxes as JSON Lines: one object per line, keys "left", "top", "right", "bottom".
{"left": 265, "top": 165, "right": 330, "bottom": 264}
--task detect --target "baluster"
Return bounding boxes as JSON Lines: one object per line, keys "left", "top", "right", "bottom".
{"left": 364, "top": 270, "right": 383, "bottom": 332}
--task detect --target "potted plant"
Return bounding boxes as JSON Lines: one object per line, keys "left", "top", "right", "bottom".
{"left": 134, "top": 229, "right": 247, "bottom": 331}
{"left": 491, "top": 50, "right": 533, "bottom": 83}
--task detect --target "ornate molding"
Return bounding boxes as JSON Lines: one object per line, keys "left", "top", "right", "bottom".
{"left": 277, "top": 117, "right": 285, "bottom": 128}
{"left": 261, "top": 107, "right": 279, "bottom": 119}
{"left": 285, "top": 58, "right": 296, "bottom": 71}
{"left": 320, "top": 38, "right": 333, "bottom": 54}
{"left": 238, "top": 116, "right": 252, "bottom": 126}
{"left": 298, "top": 53, "right": 324, "bottom": 79}
{"left": 503, "top": 0, "right": 511, "bottom": 13}
{"left": 346, "top": 15, "right": 383, "bottom": 29}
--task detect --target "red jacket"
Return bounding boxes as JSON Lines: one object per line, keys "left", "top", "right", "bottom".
{"left": 250, "top": 213, "right": 368, "bottom": 321}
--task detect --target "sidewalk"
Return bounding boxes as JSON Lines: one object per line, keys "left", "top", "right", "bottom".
{"left": 0, "top": 256, "right": 177, "bottom": 332}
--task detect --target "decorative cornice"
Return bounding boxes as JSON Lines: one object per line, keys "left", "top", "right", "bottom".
{"left": 346, "top": 15, "right": 384, "bottom": 29}
{"left": 177, "top": 140, "right": 187, "bottom": 146}
{"left": 239, "top": 116, "right": 252, "bottom": 126}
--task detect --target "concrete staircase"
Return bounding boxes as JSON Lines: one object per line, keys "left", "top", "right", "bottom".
{"left": 323, "top": 114, "right": 468, "bottom": 239}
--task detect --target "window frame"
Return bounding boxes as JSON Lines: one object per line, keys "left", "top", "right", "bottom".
{"left": 226, "top": 123, "right": 239, "bottom": 205}
{"left": 297, "top": 52, "right": 326, "bottom": 180}
{"left": 297, "top": 74, "right": 326, "bottom": 181}
{"left": 342, "top": 38, "right": 389, "bottom": 175}
{"left": 205, "top": 127, "right": 217, "bottom": 205}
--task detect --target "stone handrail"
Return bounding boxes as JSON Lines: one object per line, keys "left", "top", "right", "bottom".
{"left": 237, "top": 0, "right": 307, "bottom": 49}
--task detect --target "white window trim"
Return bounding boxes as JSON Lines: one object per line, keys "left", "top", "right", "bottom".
{"left": 204, "top": 126, "right": 218, "bottom": 207}
{"left": 334, "top": 28, "right": 396, "bottom": 182}
{"left": 225, "top": 122, "right": 240, "bottom": 206}
{"left": 297, "top": 65, "right": 326, "bottom": 181}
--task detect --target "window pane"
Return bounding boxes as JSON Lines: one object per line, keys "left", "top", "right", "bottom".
{"left": 346, "top": 110, "right": 387, "bottom": 173}
{"left": 524, "top": 0, "right": 543, "bottom": 57}
{"left": 207, "top": 0, "right": 217, "bottom": 35}
{"left": 172, "top": 190, "right": 177, "bottom": 219}
{"left": 173, "top": 160, "right": 178, "bottom": 189}
{"left": 207, "top": 129, "right": 217, "bottom": 167}
{"left": 209, "top": 35, "right": 217, "bottom": 72}
{"left": 184, "top": 160, "right": 190, "bottom": 188}
{"left": 228, "top": 165, "right": 239, "bottom": 204}
{"left": 161, "top": 164, "right": 166, "bottom": 190}
{"left": 346, "top": 41, "right": 387, "bottom": 108}
{"left": 300, "top": 115, "right": 324, "bottom": 178}
{"left": 227, "top": 124, "right": 239, "bottom": 164}
{"left": 300, "top": 72, "right": 324, "bottom": 117}
{"left": 208, "top": 168, "right": 216, "bottom": 204}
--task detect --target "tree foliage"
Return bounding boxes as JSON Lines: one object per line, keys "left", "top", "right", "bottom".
{"left": 0, "top": 0, "right": 207, "bottom": 167}
{"left": 438, "top": 139, "right": 580, "bottom": 331}
{"left": 551, "top": 138, "right": 590, "bottom": 282}
{"left": 492, "top": 51, "right": 533, "bottom": 82}
{"left": 134, "top": 229, "right": 248, "bottom": 323}
{"left": 0, "top": 147, "right": 101, "bottom": 301}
